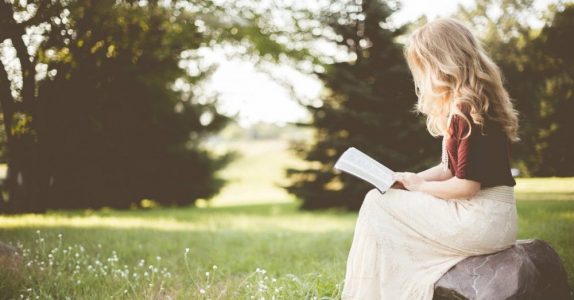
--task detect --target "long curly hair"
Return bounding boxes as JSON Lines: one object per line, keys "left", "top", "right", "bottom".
{"left": 403, "top": 18, "right": 519, "bottom": 142}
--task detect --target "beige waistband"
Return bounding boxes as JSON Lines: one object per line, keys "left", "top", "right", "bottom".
{"left": 475, "top": 185, "right": 515, "bottom": 204}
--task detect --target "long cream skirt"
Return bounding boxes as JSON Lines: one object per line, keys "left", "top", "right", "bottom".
{"left": 341, "top": 186, "right": 518, "bottom": 300}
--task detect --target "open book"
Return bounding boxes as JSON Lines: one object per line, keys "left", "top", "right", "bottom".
{"left": 334, "top": 147, "right": 396, "bottom": 193}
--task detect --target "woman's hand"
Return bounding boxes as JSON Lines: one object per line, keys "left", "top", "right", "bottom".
{"left": 392, "top": 172, "right": 426, "bottom": 192}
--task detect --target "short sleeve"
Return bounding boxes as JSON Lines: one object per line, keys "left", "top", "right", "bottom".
{"left": 452, "top": 114, "right": 483, "bottom": 183}
{"left": 446, "top": 107, "right": 516, "bottom": 188}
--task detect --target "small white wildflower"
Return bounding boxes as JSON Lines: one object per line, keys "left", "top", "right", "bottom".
{"left": 212, "top": 264, "right": 217, "bottom": 270}
{"left": 185, "top": 248, "right": 190, "bottom": 254}
{"left": 205, "top": 271, "right": 210, "bottom": 277}
{"left": 199, "top": 288, "right": 206, "bottom": 294}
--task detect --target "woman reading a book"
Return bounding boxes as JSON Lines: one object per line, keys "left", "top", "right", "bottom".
{"left": 341, "top": 18, "right": 520, "bottom": 299}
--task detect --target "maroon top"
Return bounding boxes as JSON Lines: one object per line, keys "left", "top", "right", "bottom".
{"left": 446, "top": 109, "right": 516, "bottom": 187}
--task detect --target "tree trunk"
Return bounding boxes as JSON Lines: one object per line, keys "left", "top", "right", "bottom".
{"left": 0, "top": 2, "right": 51, "bottom": 214}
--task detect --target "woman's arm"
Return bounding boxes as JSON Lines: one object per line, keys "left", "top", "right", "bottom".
{"left": 391, "top": 163, "right": 452, "bottom": 190}
{"left": 417, "top": 176, "right": 480, "bottom": 199}
{"left": 392, "top": 172, "right": 481, "bottom": 199}
{"left": 416, "top": 163, "right": 453, "bottom": 181}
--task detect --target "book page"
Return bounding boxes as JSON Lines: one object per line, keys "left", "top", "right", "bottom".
{"left": 334, "top": 147, "right": 395, "bottom": 193}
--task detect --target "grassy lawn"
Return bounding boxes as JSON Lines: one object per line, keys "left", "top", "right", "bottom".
{"left": 0, "top": 140, "right": 573, "bottom": 299}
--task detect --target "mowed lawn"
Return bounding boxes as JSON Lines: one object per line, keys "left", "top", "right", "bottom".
{"left": 0, "top": 140, "right": 573, "bottom": 299}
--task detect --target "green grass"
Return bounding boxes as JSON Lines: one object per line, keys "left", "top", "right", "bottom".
{"left": 207, "top": 140, "right": 306, "bottom": 207}
{"left": 0, "top": 203, "right": 356, "bottom": 299}
{"left": 0, "top": 140, "right": 573, "bottom": 298}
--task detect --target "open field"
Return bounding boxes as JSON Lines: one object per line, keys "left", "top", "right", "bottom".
{"left": 0, "top": 140, "right": 573, "bottom": 299}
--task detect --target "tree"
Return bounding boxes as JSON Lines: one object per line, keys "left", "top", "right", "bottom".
{"left": 0, "top": 0, "right": 64, "bottom": 212}
{"left": 0, "top": 0, "right": 302, "bottom": 212}
{"left": 32, "top": 0, "right": 236, "bottom": 210}
{"left": 284, "top": 0, "right": 440, "bottom": 210}
{"left": 530, "top": 4, "right": 574, "bottom": 175}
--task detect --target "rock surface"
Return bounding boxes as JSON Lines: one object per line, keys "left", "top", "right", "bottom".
{"left": 434, "top": 239, "right": 571, "bottom": 300}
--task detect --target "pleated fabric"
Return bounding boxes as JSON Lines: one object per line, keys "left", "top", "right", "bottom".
{"left": 341, "top": 186, "right": 517, "bottom": 300}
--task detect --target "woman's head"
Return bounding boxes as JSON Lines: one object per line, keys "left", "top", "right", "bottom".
{"left": 404, "top": 18, "right": 519, "bottom": 142}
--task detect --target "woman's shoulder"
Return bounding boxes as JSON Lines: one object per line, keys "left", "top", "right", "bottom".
{"left": 448, "top": 109, "right": 474, "bottom": 139}
{"left": 449, "top": 103, "right": 503, "bottom": 139}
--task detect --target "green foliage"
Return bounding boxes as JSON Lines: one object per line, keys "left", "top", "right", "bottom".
{"left": 33, "top": 0, "right": 234, "bottom": 209}
{"left": 284, "top": 0, "right": 440, "bottom": 210}
{"left": 527, "top": 4, "right": 574, "bottom": 176}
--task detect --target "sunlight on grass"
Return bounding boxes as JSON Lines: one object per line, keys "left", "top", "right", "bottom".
{"left": 515, "top": 177, "right": 574, "bottom": 201}
{"left": 0, "top": 205, "right": 355, "bottom": 233}
{"left": 557, "top": 211, "right": 574, "bottom": 221}
{"left": 209, "top": 140, "right": 307, "bottom": 207}
{"left": 515, "top": 177, "right": 574, "bottom": 193}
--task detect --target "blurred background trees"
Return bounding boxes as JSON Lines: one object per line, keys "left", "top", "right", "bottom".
{"left": 0, "top": 0, "right": 237, "bottom": 212}
{"left": 0, "top": 0, "right": 305, "bottom": 213}
{"left": 1, "top": 0, "right": 573, "bottom": 212}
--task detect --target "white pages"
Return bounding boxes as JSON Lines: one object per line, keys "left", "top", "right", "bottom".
{"left": 334, "top": 147, "right": 396, "bottom": 193}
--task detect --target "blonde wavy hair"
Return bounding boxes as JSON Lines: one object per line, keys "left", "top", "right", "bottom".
{"left": 403, "top": 18, "right": 520, "bottom": 142}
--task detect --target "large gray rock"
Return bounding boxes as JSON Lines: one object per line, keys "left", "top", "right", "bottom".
{"left": 434, "top": 239, "right": 572, "bottom": 300}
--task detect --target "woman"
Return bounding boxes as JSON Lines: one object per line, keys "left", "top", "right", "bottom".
{"left": 341, "top": 18, "right": 520, "bottom": 299}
